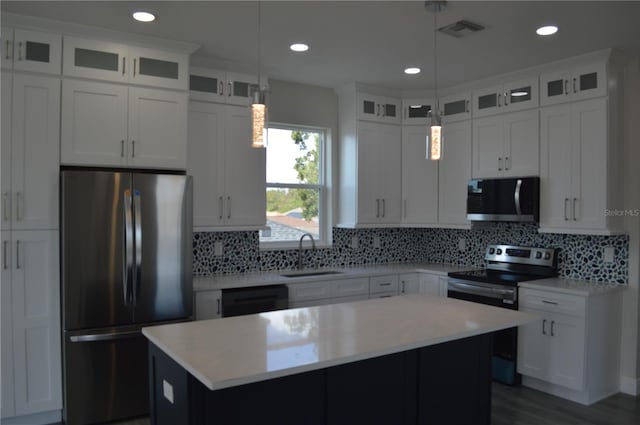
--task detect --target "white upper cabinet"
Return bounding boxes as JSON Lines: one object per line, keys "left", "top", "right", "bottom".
{"left": 401, "top": 97, "right": 434, "bottom": 125}
{"left": 3, "top": 74, "right": 60, "bottom": 231}
{"left": 355, "top": 121, "right": 402, "bottom": 224}
{"left": 189, "top": 67, "right": 257, "bottom": 106}
{"left": 472, "top": 77, "right": 538, "bottom": 118}
{"left": 63, "top": 36, "right": 189, "bottom": 90}
{"left": 472, "top": 109, "right": 539, "bottom": 178}
{"left": 61, "top": 80, "right": 187, "bottom": 169}
{"left": 62, "top": 36, "right": 128, "bottom": 83}
{"left": 439, "top": 91, "right": 471, "bottom": 123}
{"left": 540, "top": 62, "right": 607, "bottom": 106}
{"left": 438, "top": 120, "right": 471, "bottom": 227}
{"left": 357, "top": 92, "right": 401, "bottom": 124}
{"left": 187, "top": 101, "right": 266, "bottom": 230}
{"left": 1, "top": 27, "right": 61, "bottom": 75}
{"left": 401, "top": 125, "right": 438, "bottom": 225}
{"left": 539, "top": 97, "right": 622, "bottom": 234}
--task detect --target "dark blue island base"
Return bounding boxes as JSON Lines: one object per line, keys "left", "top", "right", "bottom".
{"left": 148, "top": 333, "right": 493, "bottom": 425}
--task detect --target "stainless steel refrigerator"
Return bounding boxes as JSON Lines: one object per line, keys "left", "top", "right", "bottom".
{"left": 60, "top": 169, "right": 193, "bottom": 425}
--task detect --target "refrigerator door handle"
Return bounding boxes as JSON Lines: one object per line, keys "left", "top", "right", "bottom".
{"left": 123, "top": 189, "right": 134, "bottom": 305}
{"left": 133, "top": 189, "right": 142, "bottom": 306}
{"left": 69, "top": 329, "right": 141, "bottom": 343}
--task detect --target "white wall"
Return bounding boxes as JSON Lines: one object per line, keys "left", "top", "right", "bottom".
{"left": 621, "top": 58, "right": 640, "bottom": 395}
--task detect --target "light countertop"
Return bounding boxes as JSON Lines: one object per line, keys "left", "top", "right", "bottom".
{"left": 519, "top": 277, "right": 625, "bottom": 296}
{"left": 142, "top": 294, "right": 537, "bottom": 391}
{"left": 194, "top": 262, "right": 472, "bottom": 291}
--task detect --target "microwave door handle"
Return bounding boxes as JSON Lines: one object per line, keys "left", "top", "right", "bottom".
{"left": 123, "top": 190, "right": 133, "bottom": 306}
{"left": 514, "top": 179, "right": 522, "bottom": 216}
{"left": 133, "top": 189, "right": 142, "bottom": 307}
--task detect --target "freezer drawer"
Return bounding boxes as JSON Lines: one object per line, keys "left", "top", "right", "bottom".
{"left": 63, "top": 327, "right": 149, "bottom": 425}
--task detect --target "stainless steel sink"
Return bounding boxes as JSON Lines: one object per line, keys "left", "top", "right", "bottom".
{"left": 280, "top": 270, "right": 343, "bottom": 278}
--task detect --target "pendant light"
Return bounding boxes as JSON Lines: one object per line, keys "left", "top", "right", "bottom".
{"left": 251, "top": 1, "right": 266, "bottom": 148}
{"left": 426, "top": 1, "right": 445, "bottom": 160}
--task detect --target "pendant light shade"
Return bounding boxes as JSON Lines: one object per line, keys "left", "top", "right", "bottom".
{"left": 251, "top": 91, "right": 266, "bottom": 148}
{"left": 426, "top": 1, "right": 445, "bottom": 161}
{"left": 251, "top": 1, "right": 266, "bottom": 148}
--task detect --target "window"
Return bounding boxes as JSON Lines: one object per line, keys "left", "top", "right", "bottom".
{"left": 260, "top": 125, "right": 329, "bottom": 246}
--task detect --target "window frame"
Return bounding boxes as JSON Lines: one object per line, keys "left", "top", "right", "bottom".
{"left": 260, "top": 123, "right": 331, "bottom": 250}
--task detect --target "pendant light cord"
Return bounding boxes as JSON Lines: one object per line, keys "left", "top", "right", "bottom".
{"left": 433, "top": 6, "right": 438, "bottom": 117}
{"left": 257, "top": 1, "right": 262, "bottom": 93}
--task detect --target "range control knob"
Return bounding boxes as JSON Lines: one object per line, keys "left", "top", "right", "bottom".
{"left": 544, "top": 252, "right": 551, "bottom": 260}
{"left": 496, "top": 248, "right": 502, "bottom": 255}
{"left": 535, "top": 251, "right": 543, "bottom": 259}
{"left": 489, "top": 248, "right": 495, "bottom": 255}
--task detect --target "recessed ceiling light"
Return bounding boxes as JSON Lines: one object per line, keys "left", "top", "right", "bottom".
{"left": 133, "top": 11, "right": 156, "bottom": 23}
{"left": 404, "top": 67, "right": 421, "bottom": 75}
{"left": 290, "top": 43, "right": 309, "bottom": 52}
{"left": 536, "top": 25, "right": 558, "bottom": 36}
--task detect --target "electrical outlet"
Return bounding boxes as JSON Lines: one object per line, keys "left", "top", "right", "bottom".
{"left": 214, "top": 241, "right": 223, "bottom": 256}
{"left": 603, "top": 246, "right": 615, "bottom": 263}
{"left": 351, "top": 236, "right": 359, "bottom": 249}
{"left": 458, "top": 238, "right": 466, "bottom": 252}
{"left": 373, "top": 235, "right": 381, "bottom": 248}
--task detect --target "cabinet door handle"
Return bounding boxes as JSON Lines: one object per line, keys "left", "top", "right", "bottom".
{"left": 564, "top": 79, "right": 569, "bottom": 95}
{"left": 466, "top": 100, "right": 470, "bottom": 112}
{"left": 15, "top": 240, "right": 20, "bottom": 269}
{"left": 542, "top": 300, "right": 558, "bottom": 305}
{"left": 122, "top": 57, "right": 126, "bottom": 75}
{"left": 228, "top": 82, "right": 232, "bottom": 97}
{"left": 217, "top": 298, "right": 221, "bottom": 316}
{"left": 573, "top": 197, "right": 578, "bottom": 221}
{"left": 401, "top": 281, "right": 405, "bottom": 293}
{"left": 5, "top": 39, "right": 10, "bottom": 60}
{"left": 376, "top": 104, "right": 380, "bottom": 116}
{"left": 131, "top": 140, "right": 135, "bottom": 157}
{"left": 17, "top": 41, "right": 22, "bottom": 61}
{"left": 382, "top": 198, "right": 386, "bottom": 218}
{"left": 564, "top": 198, "right": 570, "bottom": 221}
{"left": 542, "top": 319, "right": 547, "bottom": 335}
{"left": 219, "top": 81, "right": 224, "bottom": 96}
{"left": 498, "top": 157, "right": 502, "bottom": 171}
{"left": 15, "top": 192, "right": 21, "bottom": 221}
{"left": 504, "top": 91, "right": 510, "bottom": 106}
{"left": 376, "top": 199, "right": 380, "bottom": 218}
{"left": 3, "top": 192, "right": 9, "bottom": 221}
{"left": 497, "top": 93, "right": 502, "bottom": 107}
{"left": 550, "top": 320, "right": 555, "bottom": 337}
{"left": 381, "top": 104, "right": 386, "bottom": 117}
{"left": 219, "top": 196, "right": 224, "bottom": 220}
{"left": 227, "top": 196, "right": 231, "bottom": 219}
{"left": 133, "top": 58, "right": 137, "bottom": 76}
{"left": 3, "top": 240, "right": 8, "bottom": 270}
{"left": 505, "top": 156, "right": 510, "bottom": 171}
{"left": 121, "top": 140, "right": 125, "bottom": 157}
{"left": 573, "top": 78, "right": 577, "bottom": 94}
{"left": 403, "top": 199, "right": 407, "bottom": 219}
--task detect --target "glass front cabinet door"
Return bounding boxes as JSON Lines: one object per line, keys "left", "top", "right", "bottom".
{"left": 2, "top": 28, "right": 62, "bottom": 74}
{"left": 540, "top": 62, "right": 606, "bottom": 106}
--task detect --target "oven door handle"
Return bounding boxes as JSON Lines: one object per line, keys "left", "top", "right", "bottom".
{"left": 447, "top": 281, "right": 511, "bottom": 300}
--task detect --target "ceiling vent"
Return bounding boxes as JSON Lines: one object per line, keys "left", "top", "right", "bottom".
{"left": 438, "top": 20, "right": 485, "bottom": 38}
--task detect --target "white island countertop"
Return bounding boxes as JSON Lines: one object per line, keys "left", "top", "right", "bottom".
{"left": 142, "top": 295, "right": 537, "bottom": 391}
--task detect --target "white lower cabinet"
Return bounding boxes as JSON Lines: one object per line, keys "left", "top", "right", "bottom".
{"left": 288, "top": 278, "right": 370, "bottom": 308}
{"left": 419, "top": 273, "right": 448, "bottom": 297}
{"left": 194, "top": 290, "right": 222, "bottom": 320}
{"left": 517, "top": 287, "right": 621, "bottom": 405}
{"left": 61, "top": 79, "right": 187, "bottom": 169}
{"left": 1, "top": 230, "right": 61, "bottom": 418}
{"left": 399, "top": 273, "right": 420, "bottom": 295}
{"left": 369, "top": 275, "right": 399, "bottom": 297}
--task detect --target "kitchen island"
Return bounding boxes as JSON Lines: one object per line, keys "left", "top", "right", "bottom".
{"left": 143, "top": 294, "right": 537, "bottom": 425}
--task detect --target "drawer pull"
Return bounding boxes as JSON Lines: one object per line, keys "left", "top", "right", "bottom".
{"left": 550, "top": 320, "right": 555, "bottom": 336}
{"left": 541, "top": 300, "right": 558, "bottom": 305}
{"left": 380, "top": 282, "right": 391, "bottom": 286}
{"left": 542, "top": 319, "right": 547, "bottom": 335}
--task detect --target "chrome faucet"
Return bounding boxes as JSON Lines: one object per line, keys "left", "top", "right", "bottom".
{"left": 298, "top": 233, "right": 316, "bottom": 270}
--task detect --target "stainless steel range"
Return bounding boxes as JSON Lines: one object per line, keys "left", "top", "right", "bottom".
{"left": 448, "top": 244, "right": 558, "bottom": 385}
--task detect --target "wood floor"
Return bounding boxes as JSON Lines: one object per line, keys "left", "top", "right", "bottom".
{"left": 492, "top": 383, "right": 640, "bottom": 425}
{"left": 85, "top": 384, "right": 640, "bottom": 425}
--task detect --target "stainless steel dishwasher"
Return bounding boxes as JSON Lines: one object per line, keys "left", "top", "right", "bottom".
{"left": 221, "top": 285, "right": 289, "bottom": 317}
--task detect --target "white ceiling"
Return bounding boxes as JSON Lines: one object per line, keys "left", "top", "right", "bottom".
{"left": 3, "top": 1, "right": 640, "bottom": 91}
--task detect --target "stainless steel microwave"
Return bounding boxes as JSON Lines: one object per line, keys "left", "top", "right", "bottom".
{"left": 466, "top": 177, "right": 540, "bottom": 222}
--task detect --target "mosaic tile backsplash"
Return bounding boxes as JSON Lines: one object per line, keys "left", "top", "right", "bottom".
{"left": 193, "top": 223, "right": 629, "bottom": 284}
